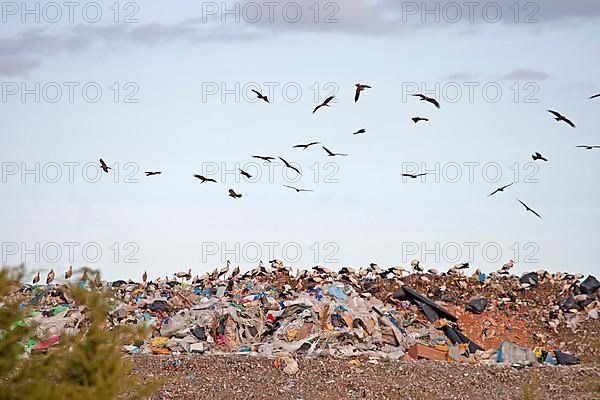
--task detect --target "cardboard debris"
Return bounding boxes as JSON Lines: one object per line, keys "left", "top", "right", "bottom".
{"left": 8, "top": 264, "right": 599, "bottom": 367}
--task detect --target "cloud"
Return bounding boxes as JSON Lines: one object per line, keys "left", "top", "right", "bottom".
{"left": 0, "top": 22, "right": 261, "bottom": 77}
{"left": 502, "top": 69, "right": 549, "bottom": 81}
{"left": 0, "top": 55, "right": 40, "bottom": 77}
{"left": 378, "top": 0, "right": 600, "bottom": 24}
{"left": 2, "top": 0, "right": 599, "bottom": 77}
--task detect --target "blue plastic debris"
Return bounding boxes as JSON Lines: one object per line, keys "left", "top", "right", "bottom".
{"left": 328, "top": 286, "right": 346, "bottom": 301}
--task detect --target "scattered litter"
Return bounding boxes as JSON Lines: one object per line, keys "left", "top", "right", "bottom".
{"left": 8, "top": 264, "right": 598, "bottom": 368}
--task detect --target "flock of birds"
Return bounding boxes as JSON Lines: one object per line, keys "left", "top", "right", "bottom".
{"left": 96, "top": 86, "right": 600, "bottom": 218}
{"left": 32, "top": 257, "right": 532, "bottom": 288}
{"left": 398, "top": 93, "right": 600, "bottom": 220}
{"left": 33, "top": 86, "right": 592, "bottom": 285}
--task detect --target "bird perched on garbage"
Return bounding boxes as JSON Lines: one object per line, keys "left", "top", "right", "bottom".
{"left": 355, "top": 83, "right": 371, "bottom": 102}
{"left": 387, "top": 266, "right": 407, "bottom": 278}
{"left": 230, "top": 265, "right": 240, "bottom": 280}
{"left": 412, "top": 93, "right": 441, "bottom": 109}
{"left": 547, "top": 109, "right": 575, "bottom": 127}
{"left": 94, "top": 272, "right": 101, "bottom": 286}
{"left": 339, "top": 266, "right": 356, "bottom": 275}
{"left": 64, "top": 265, "right": 72, "bottom": 280}
{"left": 193, "top": 273, "right": 209, "bottom": 286}
{"left": 448, "top": 263, "right": 469, "bottom": 275}
{"left": 142, "top": 270, "right": 147, "bottom": 283}
{"left": 218, "top": 260, "right": 230, "bottom": 279}
{"left": 411, "top": 259, "right": 423, "bottom": 273}
{"left": 32, "top": 272, "right": 40, "bottom": 284}
{"left": 82, "top": 269, "right": 89, "bottom": 282}
{"left": 501, "top": 260, "right": 514, "bottom": 272}
{"left": 295, "top": 269, "right": 308, "bottom": 281}
{"left": 46, "top": 269, "right": 55, "bottom": 284}
{"left": 427, "top": 268, "right": 439, "bottom": 275}
{"left": 175, "top": 268, "right": 192, "bottom": 281}
{"left": 313, "top": 265, "right": 332, "bottom": 275}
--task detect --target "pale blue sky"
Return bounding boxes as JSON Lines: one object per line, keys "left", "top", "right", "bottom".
{"left": 1, "top": 1, "right": 599, "bottom": 280}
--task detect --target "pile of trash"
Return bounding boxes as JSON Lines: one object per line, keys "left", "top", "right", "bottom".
{"left": 8, "top": 261, "right": 600, "bottom": 369}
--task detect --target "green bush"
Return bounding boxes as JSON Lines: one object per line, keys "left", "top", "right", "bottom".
{"left": 0, "top": 265, "right": 160, "bottom": 400}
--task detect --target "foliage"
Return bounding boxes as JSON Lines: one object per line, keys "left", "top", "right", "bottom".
{"left": 0, "top": 265, "right": 160, "bottom": 400}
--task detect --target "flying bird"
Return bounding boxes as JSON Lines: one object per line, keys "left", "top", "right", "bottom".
{"left": 355, "top": 83, "right": 371, "bottom": 102}
{"left": 402, "top": 173, "right": 427, "bottom": 179}
{"left": 145, "top": 171, "right": 162, "bottom": 176}
{"left": 412, "top": 117, "right": 429, "bottom": 124}
{"left": 516, "top": 198, "right": 542, "bottom": 219}
{"left": 194, "top": 175, "right": 217, "bottom": 183}
{"left": 590, "top": 93, "right": 600, "bottom": 99}
{"left": 313, "top": 95, "right": 335, "bottom": 114}
{"left": 252, "top": 155, "right": 275, "bottom": 163}
{"left": 251, "top": 89, "right": 269, "bottom": 103}
{"left": 576, "top": 145, "right": 600, "bottom": 150}
{"left": 239, "top": 169, "right": 252, "bottom": 179}
{"left": 487, "top": 182, "right": 514, "bottom": 197}
{"left": 322, "top": 146, "right": 348, "bottom": 157}
{"left": 352, "top": 129, "right": 366, "bottom": 135}
{"left": 532, "top": 152, "right": 548, "bottom": 162}
{"left": 279, "top": 157, "right": 301, "bottom": 175}
{"left": 99, "top": 159, "right": 111, "bottom": 173}
{"left": 293, "top": 142, "right": 320, "bottom": 150}
{"left": 547, "top": 110, "right": 575, "bottom": 128}
{"left": 65, "top": 265, "right": 72, "bottom": 280}
{"left": 412, "top": 94, "right": 440, "bottom": 109}
{"left": 283, "top": 185, "right": 314, "bottom": 193}
{"left": 229, "top": 189, "right": 242, "bottom": 199}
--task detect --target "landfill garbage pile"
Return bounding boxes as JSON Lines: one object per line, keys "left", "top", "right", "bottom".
{"left": 9, "top": 261, "right": 600, "bottom": 368}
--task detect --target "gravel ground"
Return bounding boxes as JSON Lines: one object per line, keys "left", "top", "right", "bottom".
{"left": 127, "top": 355, "right": 600, "bottom": 400}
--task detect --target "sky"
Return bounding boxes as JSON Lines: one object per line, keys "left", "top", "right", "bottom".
{"left": 1, "top": 0, "right": 600, "bottom": 281}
